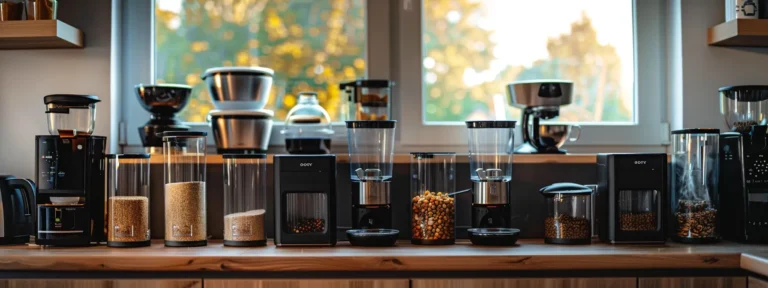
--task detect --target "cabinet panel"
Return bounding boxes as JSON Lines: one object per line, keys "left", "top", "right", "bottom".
{"left": 0, "top": 279, "right": 202, "bottom": 288}
{"left": 749, "top": 277, "right": 768, "bottom": 288}
{"left": 411, "top": 278, "right": 636, "bottom": 288}
{"left": 204, "top": 279, "right": 408, "bottom": 288}
{"left": 638, "top": 277, "right": 746, "bottom": 288}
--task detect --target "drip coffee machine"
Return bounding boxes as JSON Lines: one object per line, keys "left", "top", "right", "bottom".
{"left": 719, "top": 85, "right": 768, "bottom": 242}
{"left": 345, "top": 120, "right": 399, "bottom": 246}
{"left": 507, "top": 80, "right": 580, "bottom": 154}
{"left": 135, "top": 84, "right": 192, "bottom": 154}
{"left": 465, "top": 121, "right": 520, "bottom": 246}
{"left": 36, "top": 94, "right": 106, "bottom": 246}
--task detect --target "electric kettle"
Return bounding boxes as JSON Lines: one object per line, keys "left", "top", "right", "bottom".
{"left": 0, "top": 175, "right": 35, "bottom": 245}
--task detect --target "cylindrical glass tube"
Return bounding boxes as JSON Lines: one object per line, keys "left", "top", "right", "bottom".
{"left": 466, "top": 121, "right": 516, "bottom": 182}
{"left": 346, "top": 121, "right": 396, "bottom": 181}
{"left": 410, "top": 152, "right": 456, "bottom": 245}
{"left": 671, "top": 129, "right": 720, "bottom": 243}
{"left": 106, "top": 154, "right": 150, "bottom": 248}
{"left": 162, "top": 131, "right": 207, "bottom": 247}
{"left": 223, "top": 154, "right": 267, "bottom": 246}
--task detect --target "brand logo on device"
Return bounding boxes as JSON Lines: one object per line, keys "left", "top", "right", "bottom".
{"left": 634, "top": 161, "right": 647, "bottom": 165}
{"left": 300, "top": 163, "right": 313, "bottom": 167}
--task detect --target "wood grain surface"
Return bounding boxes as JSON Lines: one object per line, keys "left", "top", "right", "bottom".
{"left": 0, "top": 20, "right": 83, "bottom": 49}
{"left": 148, "top": 154, "right": 598, "bottom": 164}
{"left": 204, "top": 279, "right": 408, "bottom": 288}
{"left": 749, "top": 277, "right": 768, "bottom": 288}
{"left": 0, "top": 240, "right": 756, "bottom": 272}
{"left": 0, "top": 279, "right": 201, "bottom": 288}
{"left": 638, "top": 277, "right": 746, "bottom": 288}
{"left": 708, "top": 19, "right": 768, "bottom": 47}
{"left": 411, "top": 278, "right": 636, "bottom": 288}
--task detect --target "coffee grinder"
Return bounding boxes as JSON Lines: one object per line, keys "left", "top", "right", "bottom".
{"left": 719, "top": 86, "right": 768, "bottom": 242}
{"left": 345, "top": 120, "right": 399, "bottom": 246}
{"left": 507, "top": 80, "right": 579, "bottom": 154}
{"left": 465, "top": 121, "right": 520, "bottom": 246}
{"left": 36, "top": 94, "right": 106, "bottom": 246}
{"left": 135, "top": 84, "right": 192, "bottom": 154}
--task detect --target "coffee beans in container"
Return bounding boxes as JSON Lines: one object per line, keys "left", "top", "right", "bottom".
{"left": 411, "top": 191, "right": 455, "bottom": 243}
{"left": 106, "top": 154, "right": 151, "bottom": 248}
{"left": 540, "top": 183, "right": 594, "bottom": 245}
{"left": 162, "top": 131, "right": 208, "bottom": 247}
{"left": 410, "top": 153, "right": 456, "bottom": 245}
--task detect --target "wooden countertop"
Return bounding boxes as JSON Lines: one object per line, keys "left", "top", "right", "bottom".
{"left": 147, "top": 154, "right": 598, "bottom": 165}
{"left": 0, "top": 240, "right": 761, "bottom": 272}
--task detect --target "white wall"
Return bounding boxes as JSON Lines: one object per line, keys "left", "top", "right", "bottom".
{"left": 0, "top": 0, "right": 113, "bottom": 179}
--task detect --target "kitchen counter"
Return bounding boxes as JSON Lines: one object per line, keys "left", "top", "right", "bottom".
{"left": 0, "top": 239, "right": 762, "bottom": 272}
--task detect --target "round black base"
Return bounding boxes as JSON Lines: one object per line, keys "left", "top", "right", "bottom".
{"left": 224, "top": 239, "right": 267, "bottom": 247}
{"left": 108, "top": 240, "right": 151, "bottom": 248}
{"left": 468, "top": 233, "right": 519, "bottom": 246}
{"left": 672, "top": 236, "right": 719, "bottom": 244}
{"left": 545, "top": 238, "right": 591, "bottom": 245}
{"left": 165, "top": 240, "right": 207, "bottom": 247}
{"left": 411, "top": 238, "right": 455, "bottom": 245}
{"left": 347, "top": 229, "right": 399, "bottom": 247}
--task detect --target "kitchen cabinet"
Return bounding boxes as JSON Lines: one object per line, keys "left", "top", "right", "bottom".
{"left": 638, "top": 277, "right": 746, "bottom": 288}
{"left": 749, "top": 277, "right": 768, "bottom": 288}
{"left": 204, "top": 279, "right": 408, "bottom": 288}
{"left": 411, "top": 278, "right": 636, "bottom": 288}
{"left": 0, "top": 279, "right": 202, "bottom": 288}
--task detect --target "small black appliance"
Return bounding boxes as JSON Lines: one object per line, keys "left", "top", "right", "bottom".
{"left": 0, "top": 175, "right": 36, "bottom": 245}
{"left": 597, "top": 153, "right": 666, "bottom": 244}
{"left": 135, "top": 84, "right": 191, "bottom": 154}
{"left": 274, "top": 154, "right": 336, "bottom": 246}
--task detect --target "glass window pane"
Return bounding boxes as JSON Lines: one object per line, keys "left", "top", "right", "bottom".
{"left": 423, "top": 0, "right": 635, "bottom": 124}
{"left": 155, "top": 0, "right": 367, "bottom": 122}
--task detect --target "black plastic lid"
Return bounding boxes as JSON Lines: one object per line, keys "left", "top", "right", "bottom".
{"left": 135, "top": 83, "right": 192, "bottom": 90}
{"left": 670, "top": 128, "right": 720, "bottom": 135}
{"left": 105, "top": 154, "right": 150, "bottom": 159}
{"left": 539, "top": 182, "right": 593, "bottom": 196}
{"left": 346, "top": 120, "right": 397, "bottom": 129}
{"left": 720, "top": 85, "right": 768, "bottom": 102}
{"left": 719, "top": 85, "right": 768, "bottom": 92}
{"left": 466, "top": 121, "right": 517, "bottom": 128}
{"left": 159, "top": 131, "right": 207, "bottom": 137}
{"left": 44, "top": 94, "right": 101, "bottom": 105}
{"left": 340, "top": 79, "right": 395, "bottom": 89}
{"left": 222, "top": 154, "right": 267, "bottom": 159}
{"left": 410, "top": 152, "right": 456, "bottom": 159}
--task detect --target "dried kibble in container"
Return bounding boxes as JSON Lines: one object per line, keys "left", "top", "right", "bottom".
{"left": 109, "top": 196, "right": 149, "bottom": 242}
{"left": 224, "top": 209, "right": 266, "bottom": 241}
{"left": 620, "top": 212, "right": 657, "bottom": 231}
{"left": 165, "top": 181, "right": 206, "bottom": 242}
{"left": 544, "top": 214, "right": 590, "bottom": 240}
{"left": 675, "top": 200, "right": 717, "bottom": 239}
{"left": 411, "top": 191, "right": 455, "bottom": 241}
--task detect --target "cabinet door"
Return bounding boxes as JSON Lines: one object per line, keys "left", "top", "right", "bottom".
{"left": 638, "top": 277, "right": 746, "bottom": 288}
{"left": 748, "top": 277, "right": 768, "bottom": 288}
{"left": 203, "top": 279, "right": 408, "bottom": 288}
{"left": 0, "top": 279, "right": 202, "bottom": 288}
{"left": 411, "top": 278, "right": 636, "bottom": 288}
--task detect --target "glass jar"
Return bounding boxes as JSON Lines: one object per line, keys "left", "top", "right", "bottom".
{"left": 162, "top": 131, "right": 207, "bottom": 247}
{"left": 346, "top": 121, "right": 396, "bottom": 181}
{"left": 223, "top": 154, "right": 267, "bottom": 247}
{"left": 410, "top": 152, "right": 456, "bottom": 245}
{"left": 671, "top": 129, "right": 720, "bottom": 243}
{"left": 619, "top": 190, "right": 660, "bottom": 232}
{"left": 540, "top": 183, "right": 593, "bottom": 245}
{"left": 282, "top": 92, "right": 334, "bottom": 154}
{"left": 465, "top": 121, "right": 516, "bottom": 182}
{"left": 44, "top": 94, "right": 99, "bottom": 137}
{"left": 106, "top": 154, "right": 150, "bottom": 248}
{"left": 342, "top": 80, "right": 394, "bottom": 120}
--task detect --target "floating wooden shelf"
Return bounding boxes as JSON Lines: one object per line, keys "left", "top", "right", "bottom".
{"left": 708, "top": 19, "right": 768, "bottom": 47}
{"left": 0, "top": 20, "right": 83, "bottom": 49}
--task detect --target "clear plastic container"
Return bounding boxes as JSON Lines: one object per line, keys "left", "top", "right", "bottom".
{"left": 285, "top": 193, "right": 328, "bottom": 234}
{"left": 342, "top": 80, "right": 394, "bottom": 121}
{"left": 540, "top": 183, "right": 593, "bottom": 245}
{"left": 671, "top": 128, "right": 720, "bottom": 243}
{"left": 346, "top": 121, "right": 396, "bottom": 181}
{"left": 619, "top": 190, "right": 660, "bottom": 232}
{"left": 410, "top": 152, "right": 456, "bottom": 245}
{"left": 44, "top": 94, "right": 100, "bottom": 137}
{"left": 720, "top": 86, "right": 768, "bottom": 132}
{"left": 223, "top": 154, "right": 267, "bottom": 246}
{"left": 466, "top": 121, "right": 516, "bottom": 182}
{"left": 282, "top": 92, "right": 334, "bottom": 154}
{"left": 106, "top": 154, "right": 151, "bottom": 248}
{"left": 162, "top": 131, "right": 207, "bottom": 247}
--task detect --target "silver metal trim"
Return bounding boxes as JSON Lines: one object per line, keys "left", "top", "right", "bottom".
{"left": 38, "top": 230, "right": 85, "bottom": 234}
{"left": 359, "top": 181, "right": 391, "bottom": 205}
{"left": 472, "top": 181, "right": 509, "bottom": 204}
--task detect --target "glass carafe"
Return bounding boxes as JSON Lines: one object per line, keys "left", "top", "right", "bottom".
{"left": 346, "top": 121, "right": 396, "bottom": 181}
{"left": 282, "top": 92, "right": 334, "bottom": 154}
{"left": 466, "top": 121, "right": 516, "bottom": 182}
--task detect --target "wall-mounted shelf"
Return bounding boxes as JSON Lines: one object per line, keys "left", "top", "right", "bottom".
{"left": 0, "top": 20, "right": 83, "bottom": 50}
{"left": 708, "top": 19, "right": 768, "bottom": 47}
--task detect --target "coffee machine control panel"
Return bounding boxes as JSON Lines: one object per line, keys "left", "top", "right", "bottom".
{"left": 744, "top": 153, "right": 768, "bottom": 187}
{"left": 36, "top": 136, "right": 87, "bottom": 194}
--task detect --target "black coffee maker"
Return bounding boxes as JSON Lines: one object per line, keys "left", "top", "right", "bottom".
{"left": 719, "top": 86, "right": 768, "bottom": 242}
{"left": 135, "top": 84, "right": 192, "bottom": 154}
{"left": 0, "top": 176, "right": 36, "bottom": 245}
{"left": 36, "top": 94, "right": 106, "bottom": 246}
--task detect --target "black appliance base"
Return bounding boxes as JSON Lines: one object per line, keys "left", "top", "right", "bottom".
{"left": 346, "top": 229, "right": 399, "bottom": 247}
{"left": 0, "top": 235, "right": 30, "bottom": 245}
{"left": 411, "top": 238, "right": 455, "bottom": 245}
{"left": 545, "top": 238, "right": 591, "bottom": 245}
{"left": 165, "top": 240, "right": 207, "bottom": 247}
{"left": 108, "top": 240, "right": 151, "bottom": 248}
{"left": 467, "top": 228, "right": 520, "bottom": 246}
{"left": 224, "top": 240, "right": 267, "bottom": 247}
{"left": 216, "top": 148, "right": 268, "bottom": 154}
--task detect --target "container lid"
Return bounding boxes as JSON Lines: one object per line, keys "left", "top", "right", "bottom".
{"left": 44, "top": 94, "right": 100, "bottom": 105}
{"left": 160, "top": 131, "right": 207, "bottom": 137}
{"left": 340, "top": 79, "right": 394, "bottom": 89}
{"left": 346, "top": 120, "right": 397, "bottom": 129}
{"left": 719, "top": 85, "right": 768, "bottom": 102}
{"left": 223, "top": 154, "right": 267, "bottom": 159}
{"left": 105, "top": 154, "right": 150, "bottom": 159}
{"left": 410, "top": 152, "right": 456, "bottom": 159}
{"left": 208, "top": 109, "right": 274, "bottom": 119}
{"left": 201, "top": 66, "right": 274, "bottom": 79}
{"left": 135, "top": 83, "right": 192, "bottom": 90}
{"left": 465, "top": 121, "right": 517, "bottom": 128}
{"left": 670, "top": 128, "right": 720, "bottom": 135}
{"left": 539, "top": 182, "right": 593, "bottom": 196}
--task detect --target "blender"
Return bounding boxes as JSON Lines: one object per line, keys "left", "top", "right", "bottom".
{"left": 345, "top": 120, "right": 399, "bottom": 246}
{"left": 465, "top": 120, "right": 520, "bottom": 246}
{"left": 507, "top": 80, "right": 580, "bottom": 154}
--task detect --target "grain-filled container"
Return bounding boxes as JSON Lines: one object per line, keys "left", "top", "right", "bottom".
{"left": 671, "top": 129, "right": 720, "bottom": 243}
{"left": 410, "top": 152, "right": 456, "bottom": 245}
{"left": 540, "top": 183, "right": 593, "bottom": 245}
{"left": 162, "top": 131, "right": 207, "bottom": 247}
{"left": 223, "top": 154, "right": 267, "bottom": 247}
{"left": 106, "top": 154, "right": 151, "bottom": 248}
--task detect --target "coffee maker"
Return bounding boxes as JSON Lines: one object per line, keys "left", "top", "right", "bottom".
{"left": 36, "top": 94, "right": 106, "bottom": 246}
{"left": 135, "top": 84, "right": 192, "bottom": 154}
{"left": 719, "top": 85, "right": 768, "bottom": 242}
{"left": 507, "top": 80, "right": 580, "bottom": 154}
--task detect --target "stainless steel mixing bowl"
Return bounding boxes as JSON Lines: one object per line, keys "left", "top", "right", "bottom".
{"left": 720, "top": 85, "right": 768, "bottom": 132}
{"left": 208, "top": 109, "right": 273, "bottom": 153}
{"left": 507, "top": 80, "right": 574, "bottom": 109}
{"left": 201, "top": 67, "right": 274, "bottom": 110}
